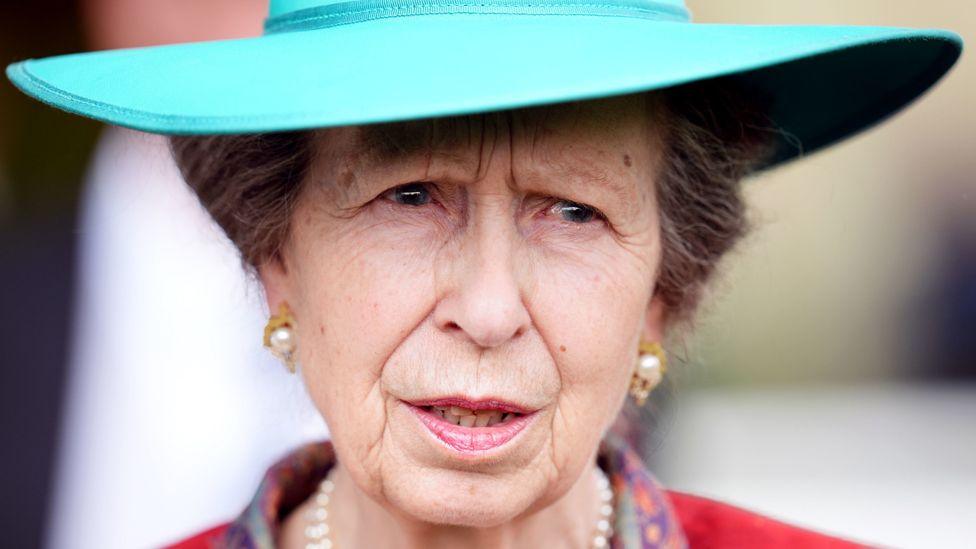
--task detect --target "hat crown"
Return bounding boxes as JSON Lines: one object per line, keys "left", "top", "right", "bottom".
{"left": 265, "top": 0, "right": 691, "bottom": 34}
{"left": 269, "top": 0, "right": 686, "bottom": 16}
{"left": 267, "top": 0, "right": 689, "bottom": 20}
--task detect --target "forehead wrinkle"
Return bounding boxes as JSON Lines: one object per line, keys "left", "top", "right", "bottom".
{"left": 432, "top": 113, "right": 499, "bottom": 182}
{"left": 511, "top": 102, "right": 645, "bottom": 213}
{"left": 517, "top": 136, "right": 639, "bottom": 213}
{"left": 549, "top": 164, "right": 640, "bottom": 215}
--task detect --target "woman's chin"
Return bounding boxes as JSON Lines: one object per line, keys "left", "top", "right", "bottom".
{"left": 384, "top": 471, "right": 540, "bottom": 528}
{"left": 393, "top": 495, "right": 526, "bottom": 528}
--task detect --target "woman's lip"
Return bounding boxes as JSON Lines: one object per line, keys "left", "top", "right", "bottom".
{"left": 405, "top": 402, "right": 537, "bottom": 454}
{"left": 406, "top": 396, "right": 535, "bottom": 415}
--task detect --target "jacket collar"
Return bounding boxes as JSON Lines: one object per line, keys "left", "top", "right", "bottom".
{"left": 223, "top": 432, "right": 686, "bottom": 548}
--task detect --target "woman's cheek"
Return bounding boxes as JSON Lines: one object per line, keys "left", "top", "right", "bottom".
{"left": 528, "top": 248, "right": 648, "bottom": 410}
{"left": 323, "top": 235, "right": 436, "bottom": 367}
{"left": 289, "top": 210, "right": 432, "bottom": 412}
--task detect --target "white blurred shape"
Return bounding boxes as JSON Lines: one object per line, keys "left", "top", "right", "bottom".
{"left": 46, "top": 127, "right": 328, "bottom": 549}
{"left": 655, "top": 382, "right": 976, "bottom": 549}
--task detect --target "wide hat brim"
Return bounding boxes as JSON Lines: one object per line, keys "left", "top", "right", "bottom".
{"left": 6, "top": 10, "right": 963, "bottom": 171}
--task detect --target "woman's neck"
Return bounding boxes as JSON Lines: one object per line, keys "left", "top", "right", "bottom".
{"left": 280, "top": 459, "right": 603, "bottom": 549}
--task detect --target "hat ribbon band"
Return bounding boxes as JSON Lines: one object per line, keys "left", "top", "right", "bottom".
{"left": 263, "top": 0, "right": 690, "bottom": 34}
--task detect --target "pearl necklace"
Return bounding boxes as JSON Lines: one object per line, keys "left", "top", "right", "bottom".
{"left": 304, "top": 466, "right": 615, "bottom": 549}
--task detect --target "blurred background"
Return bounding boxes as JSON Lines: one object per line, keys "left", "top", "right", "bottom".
{"left": 0, "top": 1, "right": 972, "bottom": 548}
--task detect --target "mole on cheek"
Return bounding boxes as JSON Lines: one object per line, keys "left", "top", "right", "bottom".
{"left": 622, "top": 154, "right": 632, "bottom": 168}
{"left": 559, "top": 345, "right": 567, "bottom": 352}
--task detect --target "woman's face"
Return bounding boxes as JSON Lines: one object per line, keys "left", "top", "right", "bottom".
{"left": 261, "top": 93, "right": 669, "bottom": 526}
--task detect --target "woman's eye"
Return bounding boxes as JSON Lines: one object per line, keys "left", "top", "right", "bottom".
{"left": 384, "top": 182, "right": 432, "bottom": 206}
{"left": 548, "top": 200, "right": 602, "bottom": 224}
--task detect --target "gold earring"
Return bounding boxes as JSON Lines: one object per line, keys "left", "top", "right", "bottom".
{"left": 263, "top": 302, "right": 298, "bottom": 374}
{"left": 629, "top": 340, "right": 667, "bottom": 406}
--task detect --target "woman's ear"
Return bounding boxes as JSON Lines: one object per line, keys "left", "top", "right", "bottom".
{"left": 641, "top": 291, "right": 669, "bottom": 343}
{"left": 257, "top": 252, "right": 292, "bottom": 313}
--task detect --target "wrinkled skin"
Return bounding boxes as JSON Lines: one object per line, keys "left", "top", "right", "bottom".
{"left": 266, "top": 93, "right": 671, "bottom": 549}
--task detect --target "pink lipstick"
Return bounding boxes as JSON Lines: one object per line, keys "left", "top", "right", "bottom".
{"left": 404, "top": 397, "right": 538, "bottom": 454}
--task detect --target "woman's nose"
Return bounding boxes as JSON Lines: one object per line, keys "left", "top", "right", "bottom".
{"left": 433, "top": 217, "right": 531, "bottom": 349}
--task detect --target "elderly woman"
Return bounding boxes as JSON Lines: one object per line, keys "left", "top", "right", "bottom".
{"left": 7, "top": 0, "right": 962, "bottom": 547}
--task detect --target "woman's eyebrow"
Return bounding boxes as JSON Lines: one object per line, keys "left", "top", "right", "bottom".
{"left": 527, "top": 168, "right": 639, "bottom": 212}
{"left": 514, "top": 147, "right": 642, "bottom": 208}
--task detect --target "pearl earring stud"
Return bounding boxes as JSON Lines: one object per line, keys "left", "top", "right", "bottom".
{"left": 629, "top": 340, "right": 667, "bottom": 406}
{"left": 263, "top": 302, "right": 299, "bottom": 373}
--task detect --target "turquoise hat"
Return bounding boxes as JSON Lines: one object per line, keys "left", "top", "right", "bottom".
{"left": 5, "top": 0, "right": 963, "bottom": 170}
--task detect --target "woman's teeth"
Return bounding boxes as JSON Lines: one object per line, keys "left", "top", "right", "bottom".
{"left": 424, "top": 405, "right": 519, "bottom": 427}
